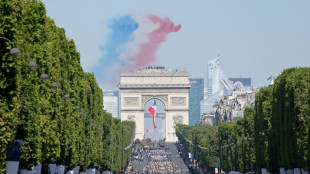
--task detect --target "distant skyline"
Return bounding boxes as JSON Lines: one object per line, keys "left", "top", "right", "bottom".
{"left": 42, "top": 0, "right": 310, "bottom": 88}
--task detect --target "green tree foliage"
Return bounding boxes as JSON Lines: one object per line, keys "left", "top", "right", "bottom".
{"left": 253, "top": 86, "right": 273, "bottom": 172}
{"left": 268, "top": 68, "right": 310, "bottom": 172}
{"left": 0, "top": 0, "right": 135, "bottom": 173}
{"left": 219, "top": 68, "right": 310, "bottom": 173}
{"left": 106, "top": 119, "right": 135, "bottom": 173}
{"left": 176, "top": 124, "right": 219, "bottom": 172}
{"left": 177, "top": 67, "right": 310, "bottom": 173}
{"left": 218, "top": 108, "right": 255, "bottom": 173}
{"left": 254, "top": 68, "right": 310, "bottom": 173}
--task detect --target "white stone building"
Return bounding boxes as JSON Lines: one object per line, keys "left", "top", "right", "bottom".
{"left": 118, "top": 67, "right": 190, "bottom": 142}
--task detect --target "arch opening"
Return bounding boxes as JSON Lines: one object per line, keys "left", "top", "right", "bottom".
{"left": 144, "top": 98, "right": 166, "bottom": 141}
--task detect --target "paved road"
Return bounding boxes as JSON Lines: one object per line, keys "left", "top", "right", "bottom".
{"left": 132, "top": 150, "right": 148, "bottom": 173}
{"left": 130, "top": 142, "right": 191, "bottom": 174}
{"left": 166, "top": 143, "right": 191, "bottom": 174}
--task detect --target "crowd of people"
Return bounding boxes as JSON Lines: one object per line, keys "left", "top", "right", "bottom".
{"left": 143, "top": 161, "right": 177, "bottom": 174}
{"left": 126, "top": 162, "right": 138, "bottom": 174}
{"left": 124, "top": 139, "right": 181, "bottom": 174}
{"left": 143, "top": 148, "right": 178, "bottom": 173}
{"left": 132, "top": 153, "right": 144, "bottom": 163}
{"left": 147, "top": 150, "right": 170, "bottom": 162}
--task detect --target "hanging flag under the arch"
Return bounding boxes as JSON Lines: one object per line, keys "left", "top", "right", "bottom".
{"left": 148, "top": 99, "right": 157, "bottom": 129}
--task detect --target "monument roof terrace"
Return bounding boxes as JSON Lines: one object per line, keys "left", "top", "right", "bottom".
{"left": 118, "top": 84, "right": 191, "bottom": 89}
{"left": 120, "top": 66, "right": 189, "bottom": 77}
{"left": 118, "top": 66, "right": 191, "bottom": 89}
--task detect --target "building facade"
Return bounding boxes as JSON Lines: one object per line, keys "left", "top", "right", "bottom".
{"left": 189, "top": 78, "right": 204, "bottom": 125}
{"left": 103, "top": 90, "right": 119, "bottom": 118}
{"left": 201, "top": 55, "right": 233, "bottom": 117}
{"left": 213, "top": 89, "right": 258, "bottom": 124}
{"left": 206, "top": 55, "right": 233, "bottom": 96}
{"left": 118, "top": 66, "right": 191, "bottom": 142}
{"left": 200, "top": 88, "right": 259, "bottom": 125}
{"left": 228, "top": 78, "right": 252, "bottom": 88}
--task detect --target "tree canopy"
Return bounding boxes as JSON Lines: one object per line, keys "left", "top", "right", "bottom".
{"left": 0, "top": 0, "right": 135, "bottom": 173}
{"left": 177, "top": 67, "right": 310, "bottom": 173}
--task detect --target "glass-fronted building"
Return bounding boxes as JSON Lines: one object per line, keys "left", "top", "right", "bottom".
{"left": 103, "top": 90, "right": 119, "bottom": 118}
{"left": 189, "top": 78, "right": 204, "bottom": 125}
{"left": 200, "top": 90, "right": 223, "bottom": 116}
{"left": 201, "top": 55, "right": 233, "bottom": 116}
{"left": 206, "top": 56, "right": 233, "bottom": 96}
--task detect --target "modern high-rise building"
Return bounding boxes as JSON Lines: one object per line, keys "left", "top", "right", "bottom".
{"left": 203, "top": 88, "right": 208, "bottom": 99}
{"left": 200, "top": 90, "right": 223, "bottom": 117}
{"left": 206, "top": 55, "right": 233, "bottom": 96}
{"left": 189, "top": 78, "right": 204, "bottom": 125}
{"left": 201, "top": 55, "right": 233, "bottom": 116}
{"left": 103, "top": 90, "right": 119, "bottom": 118}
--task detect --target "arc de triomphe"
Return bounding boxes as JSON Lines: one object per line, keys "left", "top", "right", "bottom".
{"left": 118, "top": 67, "right": 191, "bottom": 142}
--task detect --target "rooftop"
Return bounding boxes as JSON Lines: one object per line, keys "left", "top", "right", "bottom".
{"left": 120, "top": 66, "right": 189, "bottom": 77}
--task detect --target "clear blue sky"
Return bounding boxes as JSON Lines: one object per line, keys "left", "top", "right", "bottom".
{"left": 41, "top": 0, "right": 310, "bottom": 88}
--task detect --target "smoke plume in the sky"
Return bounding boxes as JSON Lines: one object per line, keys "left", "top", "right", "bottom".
{"left": 91, "top": 13, "right": 181, "bottom": 88}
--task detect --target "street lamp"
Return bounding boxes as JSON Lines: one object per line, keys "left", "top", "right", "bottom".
{"left": 10, "top": 47, "right": 20, "bottom": 57}
{"left": 40, "top": 71, "right": 48, "bottom": 81}
{"left": 0, "top": 36, "right": 20, "bottom": 57}
{"left": 64, "top": 94, "right": 70, "bottom": 100}
{"left": 1, "top": 36, "right": 39, "bottom": 69}
{"left": 23, "top": 53, "right": 37, "bottom": 69}
{"left": 1, "top": 37, "right": 51, "bottom": 82}
{"left": 50, "top": 82, "right": 57, "bottom": 89}
{"left": 28, "top": 61, "right": 37, "bottom": 68}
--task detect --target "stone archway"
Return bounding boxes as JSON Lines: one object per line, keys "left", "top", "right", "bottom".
{"left": 143, "top": 98, "right": 166, "bottom": 141}
{"left": 118, "top": 67, "right": 191, "bottom": 142}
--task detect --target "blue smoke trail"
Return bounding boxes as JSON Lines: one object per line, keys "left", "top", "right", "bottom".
{"left": 91, "top": 14, "right": 139, "bottom": 88}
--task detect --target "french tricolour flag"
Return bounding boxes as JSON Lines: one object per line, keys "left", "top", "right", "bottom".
{"left": 148, "top": 100, "right": 157, "bottom": 129}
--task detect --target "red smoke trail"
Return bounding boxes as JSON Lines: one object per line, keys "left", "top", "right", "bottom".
{"left": 123, "top": 15, "right": 181, "bottom": 71}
